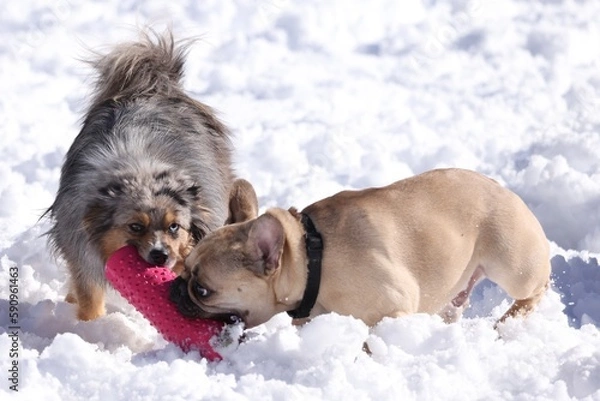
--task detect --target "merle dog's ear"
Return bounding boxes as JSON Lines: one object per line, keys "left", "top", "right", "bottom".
{"left": 247, "top": 214, "right": 284, "bottom": 275}
{"left": 83, "top": 200, "right": 116, "bottom": 243}
{"left": 184, "top": 182, "right": 209, "bottom": 241}
{"left": 190, "top": 218, "right": 210, "bottom": 242}
{"left": 82, "top": 181, "right": 122, "bottom": 243}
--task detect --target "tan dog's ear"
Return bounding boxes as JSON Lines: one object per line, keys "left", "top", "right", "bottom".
{"left": 226, "top": 179, "right": 259, "bottom": 224}
{"left": 247, "top": 214, "right": 284, "bottom": 275}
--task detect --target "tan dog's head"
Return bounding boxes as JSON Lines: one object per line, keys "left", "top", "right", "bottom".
{"left": 181, "top": 214, "right": 286, "bottom": 327}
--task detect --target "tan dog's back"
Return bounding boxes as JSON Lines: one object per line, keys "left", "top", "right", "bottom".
{"left": 304, "top": 168, "right": 550, "bottom": 325}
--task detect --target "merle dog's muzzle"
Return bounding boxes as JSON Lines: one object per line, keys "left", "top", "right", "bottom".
{"left": 149, "top": 248, "right": 169, "bottom": 266}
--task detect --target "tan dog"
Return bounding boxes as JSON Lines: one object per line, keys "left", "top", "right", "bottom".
{"left": 180, "top": 168, "right": 550, "bottom": 328}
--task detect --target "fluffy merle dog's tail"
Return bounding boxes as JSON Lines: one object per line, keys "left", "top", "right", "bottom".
{"left": 88, "top": 30, "right": 192, "bottom": 104}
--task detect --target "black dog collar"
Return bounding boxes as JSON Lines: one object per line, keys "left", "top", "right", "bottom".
{"left": 287, "top": 213, "right": 323, "bottom": 319}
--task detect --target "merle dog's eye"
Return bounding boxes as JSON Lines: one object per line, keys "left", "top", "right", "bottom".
{"left": 128, "top": 223, "right": 144, "bottom": 233}
{"left": 193, "top": 282, "right": 211, "bottom": 298}
{"left": 168, "top": 223, "right": 180, "bottom": 234}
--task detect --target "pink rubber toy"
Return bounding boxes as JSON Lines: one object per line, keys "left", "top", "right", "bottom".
{"left": 105, "top": 245, "right": 224, "bottom": 361}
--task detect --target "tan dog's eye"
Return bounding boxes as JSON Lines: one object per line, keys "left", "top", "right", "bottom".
{"left": 168, "top": 223, "right": 180, "bottom": 234}
{"left": 128, "top": 223, "right": 145, "bottom": 233}
{"left": 192, "top": 282, "right": 212, "bottom": 298}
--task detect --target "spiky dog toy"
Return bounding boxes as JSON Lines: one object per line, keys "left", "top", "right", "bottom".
{"left": 105, "top": 245, "right": 223, "bottom": 361}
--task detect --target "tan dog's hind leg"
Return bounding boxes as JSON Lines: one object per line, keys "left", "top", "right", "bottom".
{"left": 439, "top": 266, "right": 485, "bottom": 323}
{"left": 495, "top": 280, "right": 549, "bottom": 328}
{"left": 480, "top": 224, "right": 551, "bottom": 328}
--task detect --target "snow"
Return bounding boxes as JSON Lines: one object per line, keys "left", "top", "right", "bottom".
{"left": 1, "top": 0, "right": 600, "bottom": 400}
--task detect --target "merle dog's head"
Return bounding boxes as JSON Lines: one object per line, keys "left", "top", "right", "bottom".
{"left": 83, "top": 166, "right": 216, "bottom": 272}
